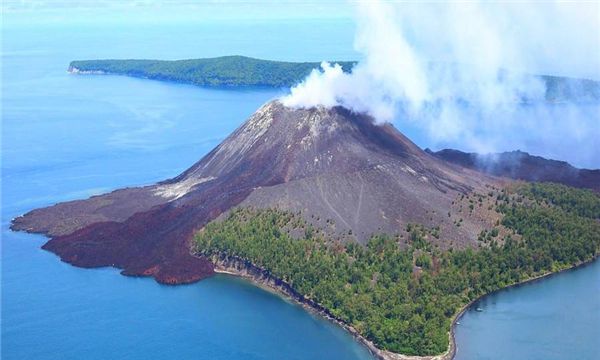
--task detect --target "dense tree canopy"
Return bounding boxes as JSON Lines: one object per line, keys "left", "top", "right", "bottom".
{"left": 195, "top": 183, "right": 599, "bottom": 356}
{"left": 69, "top": 56, "right": 355, "bottom": 88}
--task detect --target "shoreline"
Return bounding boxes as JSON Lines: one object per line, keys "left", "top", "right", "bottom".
{"left": 448, "top": 254, "right": 598, "bottom": 356}
{"left": 449, "top": 254, "right": 599, "bottom": 357}
{"left": 209, "top": 254, "right": 451, "bottom": 360}
{"left": 67, "top": 66, "right": 289, "bottom": 91}
{"left": 209, "top": 253, "right": 599, "bottom": 360}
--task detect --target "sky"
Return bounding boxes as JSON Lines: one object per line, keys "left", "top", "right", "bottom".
{"left": 2, "top": 1, "right": 354, "bottom": 24}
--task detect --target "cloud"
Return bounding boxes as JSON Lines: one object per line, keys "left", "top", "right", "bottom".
{"left": 281, "top": 0, "right": 600, "bottom": 162}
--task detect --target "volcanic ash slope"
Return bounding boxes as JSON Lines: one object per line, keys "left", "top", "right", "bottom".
{"left": 11, "top": 100, "right": 502, "bottom": 284}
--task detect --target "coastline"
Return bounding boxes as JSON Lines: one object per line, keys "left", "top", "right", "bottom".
{"left": 67, "top": 66, "right": 288, "bottom": 91}
{"left": 67, "top": 66, "right": 106, "bottom": 75}
{"left": 449, "top": 254, "right": 599, "bottom": 357}
{"left": 209, "top": 254, "right": 452, "bottom": 360}
{"left": 209, "top": 253, "right": 599, "bottom": 360}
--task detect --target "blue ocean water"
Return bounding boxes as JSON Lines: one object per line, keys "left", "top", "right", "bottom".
{"left": 2, "top": 11, "right": 599, "bottom": 360}
{"left": 2, "top": 17, "right": 373, "bottom": 360}
{"left": 455, "top": 260, "right": 600, "bottom": 360}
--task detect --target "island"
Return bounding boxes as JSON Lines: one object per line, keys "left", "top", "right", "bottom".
{"left": 12, "top": 101, "right": 599, "bottom": 359}
{"left": 68, "top": 56, "right": 355, "bottom": 88}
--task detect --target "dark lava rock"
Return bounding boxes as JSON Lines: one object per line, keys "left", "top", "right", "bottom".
{"left": 427, "top": 148, "right": 600, "bottom": 193}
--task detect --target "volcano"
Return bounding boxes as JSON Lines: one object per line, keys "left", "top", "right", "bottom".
{"left": 11, "top": 101, "right": 502, "bottom": 284}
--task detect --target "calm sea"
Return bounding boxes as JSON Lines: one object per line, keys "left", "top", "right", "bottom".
{"left": 2, "top": 13, "right": 598, "bottom": 360}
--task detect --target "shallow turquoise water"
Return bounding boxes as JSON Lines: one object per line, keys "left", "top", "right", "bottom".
{"left": 2, "top": 11, "right": 599, "bottom": 360}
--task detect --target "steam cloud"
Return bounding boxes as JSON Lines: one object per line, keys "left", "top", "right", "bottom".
{"left": 282, "top": 1, "right": 600, "bottom": 166}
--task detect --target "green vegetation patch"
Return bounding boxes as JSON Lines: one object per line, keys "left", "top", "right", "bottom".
{"left": 517, "top": 182, "right": 600, "bottom": 218}
{"left": 195, "top": 183, "right": 600, "bottom": 356}
{"left": 69, "top": 56, "right": 356, "bottom": 88}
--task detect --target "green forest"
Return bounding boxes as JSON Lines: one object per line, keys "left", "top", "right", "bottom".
{"left": 69, "top": 56, "right": 355, "bottom": 88}
{"left": 195, "top": 183, "right": 600, "bottom": 356}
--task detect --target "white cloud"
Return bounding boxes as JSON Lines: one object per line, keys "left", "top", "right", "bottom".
{"left": 282, "top": 0, "right": 600, "bottom": 159}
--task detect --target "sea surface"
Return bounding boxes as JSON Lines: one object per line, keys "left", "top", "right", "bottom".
{"left": 2, "top": 13, "right": 599, "bottom": 360}
{"left": 454, "top": 260, "right": 600, "bottom": 360}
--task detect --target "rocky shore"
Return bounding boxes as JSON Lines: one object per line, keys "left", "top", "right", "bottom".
{"left": 209, "top": 254, "right": 454, "bottom": 360}
{"left": 209, "top": 252, "right": 599, "bottom": 360}
{"left": 67, "top": 66, "right": 106, "bottom": 75}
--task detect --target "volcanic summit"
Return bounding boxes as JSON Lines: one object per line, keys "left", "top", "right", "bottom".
{"left": 11, "top": 101, "right": 502, "bottom": 284}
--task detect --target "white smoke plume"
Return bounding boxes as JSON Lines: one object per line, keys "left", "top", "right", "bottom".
{"left": 282, "top": 1, "right": 600, "bottom": 165}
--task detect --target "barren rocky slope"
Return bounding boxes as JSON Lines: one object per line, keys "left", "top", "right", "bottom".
{"left": 427, "top": 148, "right": 600, "bottom": 193}
{"left": 12, "top": 101, "right": 502, "bottom": 284}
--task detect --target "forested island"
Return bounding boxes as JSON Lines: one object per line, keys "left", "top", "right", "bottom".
{"left": 68, "top": 56, "right": 355, "bottom": 88}
{"left": 196, "top": 183, "right": 600, "bottom": 357}
{"left": 69, "top": 56, "right": 600, "bottom": 101}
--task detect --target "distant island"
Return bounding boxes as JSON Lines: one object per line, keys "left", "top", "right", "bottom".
{"left": 68, "top": 55, "right": 600, "bottom": 102}
{"left": 68, "top": 56, "right": 355, "bottom": 88}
